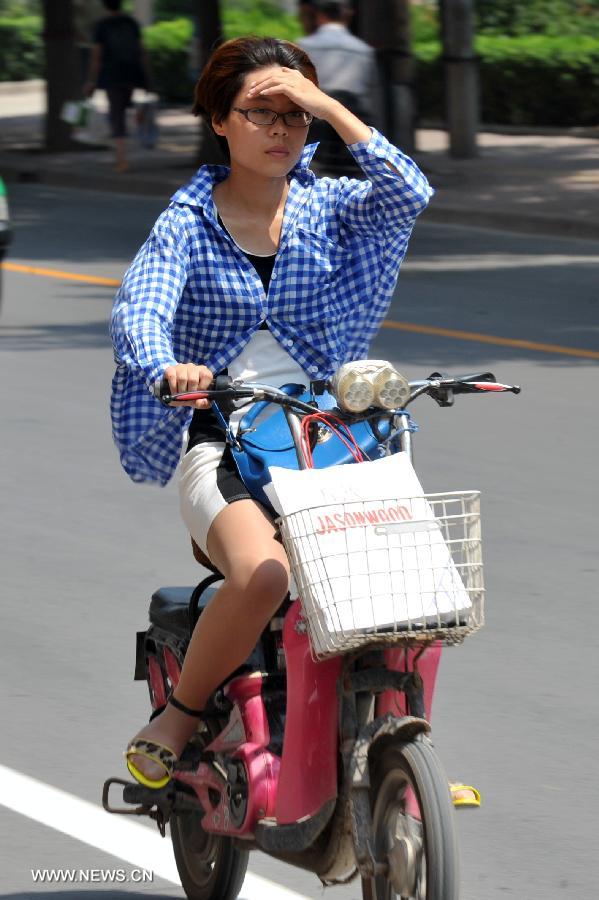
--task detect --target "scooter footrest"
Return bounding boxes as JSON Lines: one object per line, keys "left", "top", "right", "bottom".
{"left": 102, "top": 777, "right": 179, "bottom": 837}
{"left": 123, "top": 782, "right": 162, "bottom": 806}
{"left": 102, "top": 777, "right": 168, "bottom": 815}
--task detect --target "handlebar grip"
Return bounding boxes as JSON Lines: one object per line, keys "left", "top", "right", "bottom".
{"left": 454, "top": 371, "right": 496, "bottom": 384}
{"left": 153, "top": 373, "right": 233, "bottom": 404}
{"left": 212, "top": 374, "right": 233, "bottom": 392}
{"left": 152, "top": 378, "right": 170, "bottom": 402}
{"left": 153, "top": 378, "right": 171, "bottom": 402}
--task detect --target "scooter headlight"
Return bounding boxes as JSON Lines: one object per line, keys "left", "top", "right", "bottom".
{"left": 372, "top": 366, "right": 411, "bottom": 410}
{"left": 333, "top": 369, "right": 375, "bottom": 413}
{"left": 331, "top": 360, "right": 410, "bottom": 413}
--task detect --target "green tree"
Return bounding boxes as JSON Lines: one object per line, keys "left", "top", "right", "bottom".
{"left": 154, "top": 0, "right": 194, "bottom": 20}
{"left": 0, "top": 0, "right": 40, "bottom": 13}
{"left": 475, "top": 0, "right": 599, "bottom": 36}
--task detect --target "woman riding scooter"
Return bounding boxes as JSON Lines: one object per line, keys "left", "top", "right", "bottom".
{"left": 109, "top": 35, "right": 478, "bottom": 808}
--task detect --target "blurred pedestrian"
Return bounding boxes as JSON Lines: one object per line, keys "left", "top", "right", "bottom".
{"left": 298, "top": 1, "right": 382, "bottom": 127}
{"left": 84, "top": 0, "right": 148, "bottom": 173}
{"left": 297, "top": 0, "right": 382, "bottom": 173}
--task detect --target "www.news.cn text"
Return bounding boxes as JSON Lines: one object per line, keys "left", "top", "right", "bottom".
{"left": 31, "top": 868, "right": 153, "bottom": 884}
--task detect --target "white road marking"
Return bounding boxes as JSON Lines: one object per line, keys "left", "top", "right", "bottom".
{"left": 0, "top": 763, "right": 310, "bottom": 899}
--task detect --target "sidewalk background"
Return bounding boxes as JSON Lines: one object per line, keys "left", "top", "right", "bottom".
{"left": 1, "top": 80, "right": 599, "bottom": 240}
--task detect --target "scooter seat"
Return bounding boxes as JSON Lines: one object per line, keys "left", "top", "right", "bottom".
{"left": 149, "top": 585, "right": 218, "bottom": 635}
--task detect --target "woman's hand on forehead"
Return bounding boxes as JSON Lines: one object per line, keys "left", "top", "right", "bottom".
{"left": 246, "top": 67, "right": 335, "bottom": 120}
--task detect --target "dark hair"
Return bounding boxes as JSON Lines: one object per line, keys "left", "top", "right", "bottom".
{"left": 193, "top": 36, "right": 318, "bottom": 124}
{"left": 313, "top": 0, "right": 347, "bottom": 21}
{"left": 298, "top": 2, "right": 319, "bottom": 35}
{"left": 102, "top": 0, "right": 123, "bottom": 11}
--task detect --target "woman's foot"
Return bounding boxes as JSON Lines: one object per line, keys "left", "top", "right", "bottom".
{"left": 126, "top": 704, "right": 200, "bottom": 786}
{"left": 449, "top": 782, "right": 481, "bottom": 808}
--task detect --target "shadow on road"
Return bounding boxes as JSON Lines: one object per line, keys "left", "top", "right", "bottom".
{"left": 7, "top": 184, "right": 165, "bottom": 266}
{"left": 0, "top": 320, "right": 110, "bottom": 351}
{"left": 373, "top": 321, "right": 599, "bottom": 371}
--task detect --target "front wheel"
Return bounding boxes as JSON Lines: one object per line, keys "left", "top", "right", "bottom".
{"left": 171, "top": 808, "right": 249, "bottom": 900}
{"left": 361, "top": 737, "right": 459, "bottom": 900}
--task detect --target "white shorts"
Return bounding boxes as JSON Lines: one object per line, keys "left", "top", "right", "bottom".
{"left": 179, "top": 440, "right": 253, "bottom": 555}
{"left": 178, "top": 332, "right": 307, "bottom": 556}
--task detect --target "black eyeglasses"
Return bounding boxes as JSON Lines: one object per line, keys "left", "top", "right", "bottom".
{"left": 233, "top": 107, "right": 314, "bottom": 127}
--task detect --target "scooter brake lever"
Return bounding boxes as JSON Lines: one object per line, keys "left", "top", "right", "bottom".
{"left": 426, "top": 372, "right": 455, "bottom": 407}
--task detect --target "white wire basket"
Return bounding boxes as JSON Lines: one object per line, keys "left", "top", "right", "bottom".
{"left": 278, "top": 491, "right": 484, "bottom": 659}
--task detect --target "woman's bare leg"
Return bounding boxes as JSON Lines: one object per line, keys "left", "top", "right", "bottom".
{"left": 115, "top": 137, "right": 129, "bottom": 172}
{"left": 127, "top": 500, "right": 289, "bottom": 780}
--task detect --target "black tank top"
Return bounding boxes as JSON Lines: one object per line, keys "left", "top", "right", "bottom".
{"left": 219, "top": 214, "right": 276, "bottom": 326}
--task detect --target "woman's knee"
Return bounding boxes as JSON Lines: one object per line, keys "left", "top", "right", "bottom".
{"left": 228, "top": 555, "right": 290, "bottom": 606}
{"left": 206, "top": 500, "right": 288, "bottom": 595}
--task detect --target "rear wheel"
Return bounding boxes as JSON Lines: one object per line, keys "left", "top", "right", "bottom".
{"left": 361, "top": 737, "right": 459, "bottom": 900}
{"left": 171, "top": 807, "right": 249, "bottom": 900}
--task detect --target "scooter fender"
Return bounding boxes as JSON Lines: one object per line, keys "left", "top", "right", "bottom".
{"left": 349, "top": 713, "right": 431, "bottom": 790}
{"left": 347, "top": 713, "right": 431, "bottom": 879}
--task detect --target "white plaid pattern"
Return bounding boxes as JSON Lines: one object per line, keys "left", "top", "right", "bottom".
{"left": 110, "top": 129, "right": 433, "bottom": 484}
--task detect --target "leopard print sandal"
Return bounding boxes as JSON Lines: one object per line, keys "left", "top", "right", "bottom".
{"left": 125, "top": 739, "right": 178, "bottom": 790}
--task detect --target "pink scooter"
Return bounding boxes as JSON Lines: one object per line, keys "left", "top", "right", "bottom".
{"left": 103, "top": 368, "right": 519, "bottom": 899}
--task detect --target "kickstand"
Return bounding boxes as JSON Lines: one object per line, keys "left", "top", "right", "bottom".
{"left": 102, "top": 777, "right": 170, "bottom": 836}
{"left": 151, "top": 807, "right": 167, "bottom": 837}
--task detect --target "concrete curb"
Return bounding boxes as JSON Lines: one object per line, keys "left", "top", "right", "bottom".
{"left": 2, "top": 127, "right": 599, "bottom": 240}
{"left": 418, "top": 119, "right": 599, "bottom": 142}
{"left": 0, "top": 79, "right": 45, "bottom": 96}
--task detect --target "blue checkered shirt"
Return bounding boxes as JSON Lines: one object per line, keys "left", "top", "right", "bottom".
{"left": 110, "top": 128, "right": 432, "bottom": 485}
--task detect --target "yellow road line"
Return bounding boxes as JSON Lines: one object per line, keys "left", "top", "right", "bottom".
{"left": 382, "top": 319, "right": 599, "bottom": 361}
{"left": 4, "top": 260, "right": 598, "bottom": 361}
{"left": 2, "top": 261, "right": 121, "bottom": 287}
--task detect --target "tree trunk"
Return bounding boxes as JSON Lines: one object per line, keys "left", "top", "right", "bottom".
{"left": 355, "top": 0, "right": 415, "bottom": 153}
{"left": 43, "top": 0, "right": 80, "bottom": 152}
{"left": 192, "top": 0, "right": 226, "bottom": 166}
{"left": 440, "top": 0, "right": 479, "bottom": 158}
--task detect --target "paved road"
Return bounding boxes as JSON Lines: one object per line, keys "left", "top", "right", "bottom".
{"left": 1, "top": 184, "right": 598, "bottom": 899}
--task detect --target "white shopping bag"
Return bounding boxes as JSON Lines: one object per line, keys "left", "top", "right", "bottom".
{"left": 75, "top": 102, "right": 108, "bottom": 144}
{"left": 268, "top": 455, "right": 473, "bottom": 648}
{"left": 61, "top": 100, "right": 90, "bottom": 127}
{"left": 264, "top": 452, "right": 424, "bottom": 515}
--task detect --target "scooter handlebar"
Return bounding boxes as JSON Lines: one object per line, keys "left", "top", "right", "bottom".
{"left": 153, "top": 373, "right": 234, "bottom": 405}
